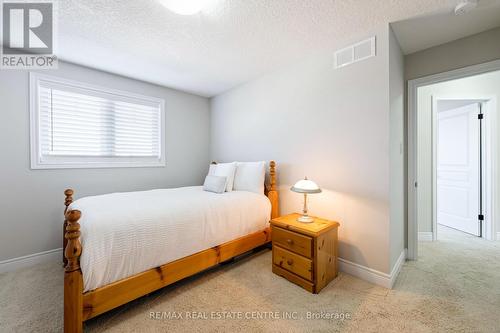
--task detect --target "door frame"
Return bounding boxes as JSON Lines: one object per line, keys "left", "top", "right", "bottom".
{"left": 408, "top": 59, "right": 500, "bottom": 260}
{"left": 432, "top": 97, "right": 495, "bottom": 240}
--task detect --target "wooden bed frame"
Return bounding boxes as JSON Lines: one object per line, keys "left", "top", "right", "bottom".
{"left": 63, "top": 161, "right": 279, "bottom": 332}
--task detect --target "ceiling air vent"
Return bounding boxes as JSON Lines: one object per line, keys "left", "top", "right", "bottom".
{"left": 334, "top": 36, "right": 376, "bottom": 69}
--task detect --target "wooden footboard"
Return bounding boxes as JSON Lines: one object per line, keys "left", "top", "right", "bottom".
{"left": 64, "top": 161, "right": 279, "bottom": 332}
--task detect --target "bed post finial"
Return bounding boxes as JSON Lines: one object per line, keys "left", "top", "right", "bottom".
{"left": 267, "top": 161, "right": 279, "bottom": 219}
{"left": 64, "top": 189, "right": 74, "bottom": 214}
{"left": 269, "top": 161, "right": 276, "bottom": 192}
{"left": 64, "top": 210, "right": 82, "bottom": 272}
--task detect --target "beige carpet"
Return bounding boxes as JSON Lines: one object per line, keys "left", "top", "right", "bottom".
{"left": 1, "top": 226, "right": 499, "bottom": 332}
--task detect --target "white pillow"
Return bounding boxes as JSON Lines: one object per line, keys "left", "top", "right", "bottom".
{"left": 203, "top": 175, "right": 227, "bottom": 194}
{"left": 208, "top": 162, "right": 237, "bottom": 192}
{"left": 233, "top": 161, "right": 266, "bottom": 194}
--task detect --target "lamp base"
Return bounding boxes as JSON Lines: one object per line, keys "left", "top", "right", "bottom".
{"left": 297, "top": 215, "right": 314, "bottom": 223}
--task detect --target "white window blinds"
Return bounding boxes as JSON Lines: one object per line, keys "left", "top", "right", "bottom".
{"left": 30, "top": 73, "right": 165, "bottom": 169}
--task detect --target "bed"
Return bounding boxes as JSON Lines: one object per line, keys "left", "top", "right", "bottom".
{"left": 63, "top": 161, "right": 279, "bottom": 332}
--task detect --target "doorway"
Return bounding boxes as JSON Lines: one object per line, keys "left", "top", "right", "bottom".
{"left": 407, "top": 61, "right": 500, "bottom": 260}
{"left": 434, "top": 99, "right": 487, "bottom": 238}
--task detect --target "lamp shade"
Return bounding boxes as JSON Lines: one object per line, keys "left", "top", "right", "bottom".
{"left": 291, "top": 178, "right": 322, "bottom": 194}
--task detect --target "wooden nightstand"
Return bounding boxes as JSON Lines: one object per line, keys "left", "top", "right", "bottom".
{"left": 270, "top": 213, "right": 339, "bottom": 293}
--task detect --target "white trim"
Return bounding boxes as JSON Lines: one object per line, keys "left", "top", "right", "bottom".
{"left": 0, "top": 248, "right": 62, "bottom": 274}
{"left": 1, "top": 248, "right": 410, "bottom": 290}
{"left": 29, "top": 72, "right": 166, "bottom": 170}
{"left": 496, "top": 232, "right": 500, "bottom": 241}
{"left": 407, "top": 59, "right": 500, "bottom": 260}
{"left": 431, "top": 95, "right": 437, "bottom": 241}
{"left": 418, "top": 232, "right": 434, "bottom": 241}
{"left": 338, "top": 250, "right": 406, "bottom": 289}
{"left": 389, "top": 249, "right": 406, "bottom": 288}
{"left": 408, "top": 77, "right": 419, "bottom": 260}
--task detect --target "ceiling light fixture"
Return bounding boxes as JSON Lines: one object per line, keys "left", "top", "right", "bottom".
{"left": 159, "top": 0, "right": 214, "bottom": 15}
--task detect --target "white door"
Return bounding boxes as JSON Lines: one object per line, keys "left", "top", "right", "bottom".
{"left": 437, "top": 103, "right": 480, "bottom": 236}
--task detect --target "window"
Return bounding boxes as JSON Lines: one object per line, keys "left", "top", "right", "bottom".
{"left": 30, "top": 73, "right": 165, "bottom": 169}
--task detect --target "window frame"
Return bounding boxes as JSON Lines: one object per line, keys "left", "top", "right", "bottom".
{"left": 29, "top": 72, "right": 166, "bottom": 169}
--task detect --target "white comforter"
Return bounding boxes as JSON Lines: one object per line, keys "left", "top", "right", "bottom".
{"left": 69, "top": 186, "right": 271, "bottom": 292}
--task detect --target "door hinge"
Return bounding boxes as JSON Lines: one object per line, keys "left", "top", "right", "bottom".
{"left": 478, "top": 113, "right": 484, "bottom": 120}
{"left": 478, "top": 214, "right": 484, "bottom": 221}
{"left": 414, "top": 181, "right": 418, "bottom": 188}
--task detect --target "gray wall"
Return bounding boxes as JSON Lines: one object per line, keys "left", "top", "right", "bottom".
{"left": 0, "top": 61, "right": 211, "bottom": 261}
{"left": 211, "top": 26, "right": 398, "bottom": 274}
{"left": 389, "top": 27, "right": 405, "bottom": 269}
{"left": 406, "top": 27, "right": 500, "bottom": 80}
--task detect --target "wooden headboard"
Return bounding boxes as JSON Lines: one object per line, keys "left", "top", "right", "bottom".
{"left": 210, "top": 160, "right": 279, "bottom": 219}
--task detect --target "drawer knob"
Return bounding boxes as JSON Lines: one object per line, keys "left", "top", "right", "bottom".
{"left": 287, "top": 259, "right": 293, "bottom": 265}
{"left": 286, "top": 239, "right": 294, "bottom": 245}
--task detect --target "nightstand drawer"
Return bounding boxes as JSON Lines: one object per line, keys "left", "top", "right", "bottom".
{"left": 272, "top": 226, "right": 312, "bottom": 258}
{"left": 273, "top": 245, "right": 313, "bottom": 281}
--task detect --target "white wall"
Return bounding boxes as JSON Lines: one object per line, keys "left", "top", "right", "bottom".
{"left": 389, "top": 27, "right": 405, "bottom": 269}
{"left": 0, "top": 61, "right": 211, "bottom": 261}
{"left": 211, "top": 25, "right": 402, "bottom": 274}
{"left": 417, "top": 70, "right": 500, "bottom": 235}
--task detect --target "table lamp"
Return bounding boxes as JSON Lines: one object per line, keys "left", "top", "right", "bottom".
{"left": 291, "top": 177, "right": 322, "bottom": 223}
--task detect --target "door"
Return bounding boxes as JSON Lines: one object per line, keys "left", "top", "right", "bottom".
{"left": 436, "top": 103, "right": 481, "bottom": 236}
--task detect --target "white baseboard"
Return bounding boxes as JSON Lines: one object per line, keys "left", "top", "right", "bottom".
{"left": 0, "top": 248, "right": 62, "bottom": 274}
{"left": 2, "top": 247, "right": 410, "bottom": 290}
{"left": 418, "top": 232, "right": 434, "bottom": 241}
{"left": 338, "top": 249, "right": 406, "bottom": 289}
{"left": 389, "top": 249, "right": 406, "bottom": 288}
{"left": 497, "top": 232, "right": 500, "bottom": 241}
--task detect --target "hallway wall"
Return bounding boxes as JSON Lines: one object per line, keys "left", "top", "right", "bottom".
{"left": 406, "top": 27, "right": 500, "bottom": 81}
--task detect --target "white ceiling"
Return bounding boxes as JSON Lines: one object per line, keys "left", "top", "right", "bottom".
{"left": 58, "top": 0, "right": 481, "bottom": 97}
{"left": 392, "top": 0, "right": 500, "bottom": 55}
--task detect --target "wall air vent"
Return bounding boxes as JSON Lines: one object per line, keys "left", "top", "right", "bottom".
{"left": 334, "top": 36, "right": 376, "bottom": 69}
